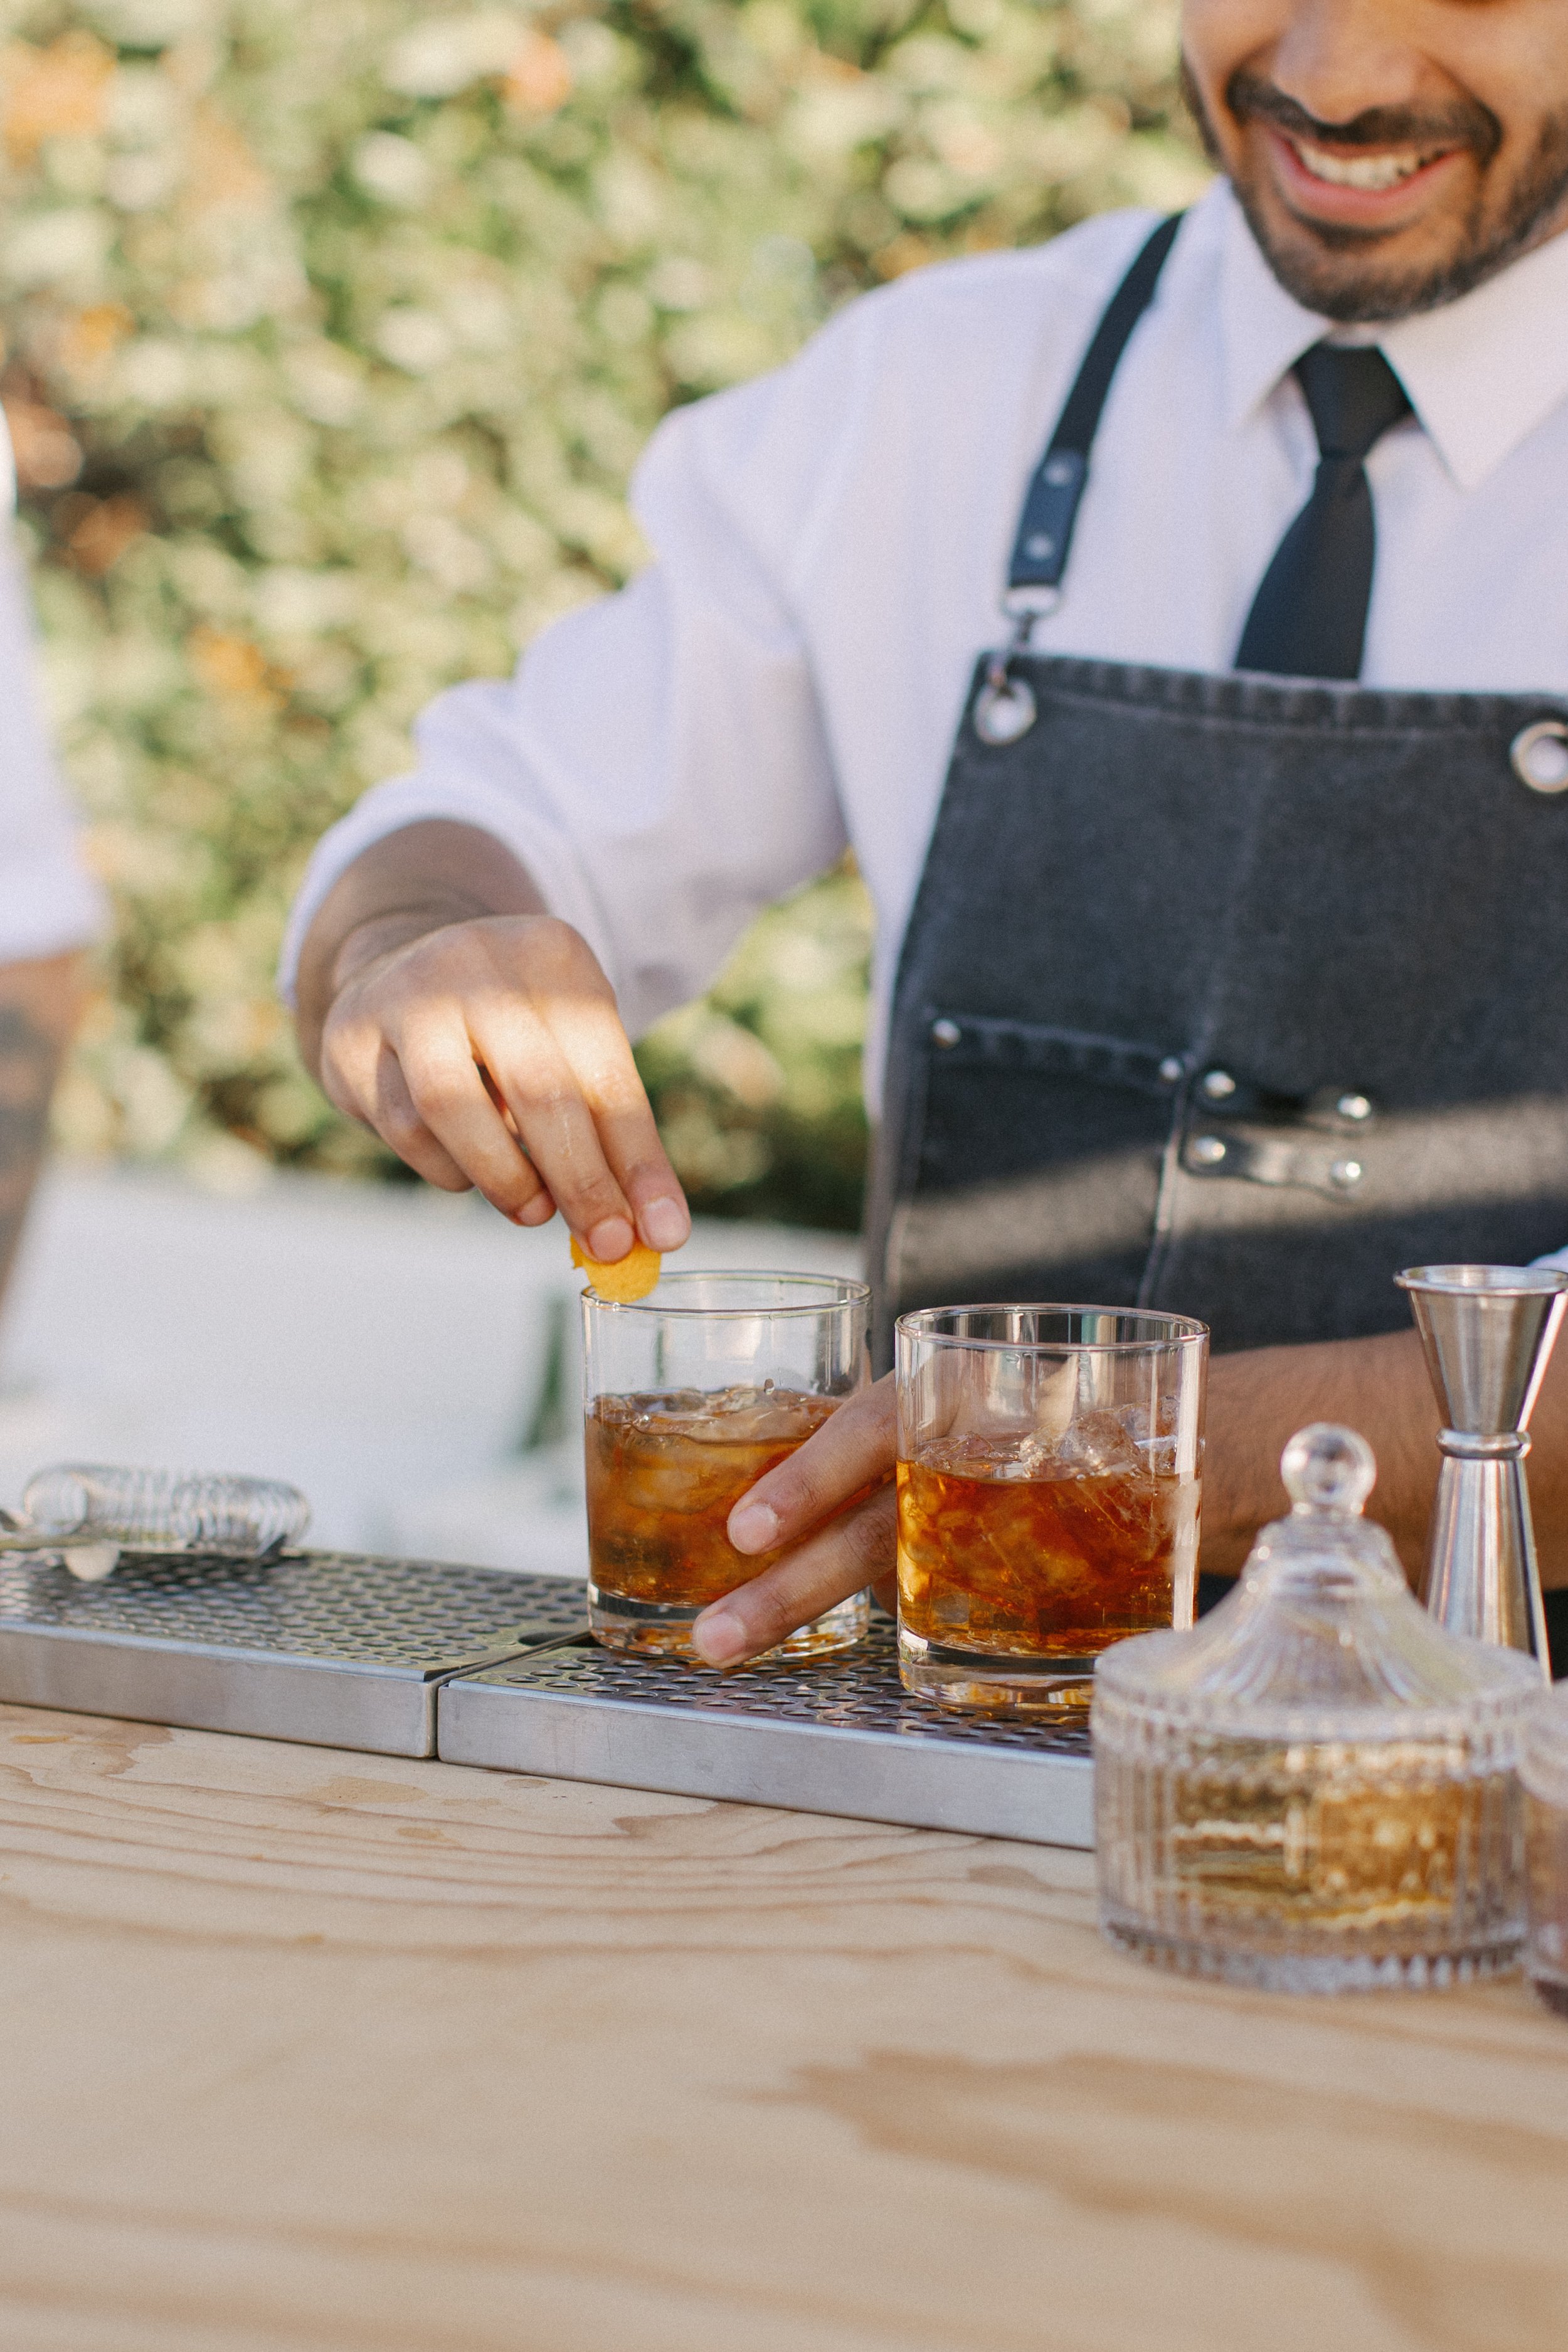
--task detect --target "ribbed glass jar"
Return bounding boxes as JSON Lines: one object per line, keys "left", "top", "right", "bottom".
{"left": 1093, "top": 1424, "right": 1540, "bottom": 1992}
{"left": 1521, "top": 1683, "right": 1568, "bottom": 2018}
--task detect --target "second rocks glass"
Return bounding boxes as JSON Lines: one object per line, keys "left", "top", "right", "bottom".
{"left": 894, "top": 1305, "right": 1207, "bottom": 1710}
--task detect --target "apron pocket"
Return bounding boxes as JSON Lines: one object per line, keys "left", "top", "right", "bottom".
{"left": 890, "top": 1012, "right": 1182, "bottom": 1315}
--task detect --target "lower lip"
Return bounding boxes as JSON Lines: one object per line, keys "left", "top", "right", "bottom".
{"left": 1263, "top": 124, "right": 1465, "bottom": 227}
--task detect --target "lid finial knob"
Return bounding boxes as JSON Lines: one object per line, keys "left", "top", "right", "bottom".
{"left": 1279, "top": 1422, "right": 1377, "bottom": 1517}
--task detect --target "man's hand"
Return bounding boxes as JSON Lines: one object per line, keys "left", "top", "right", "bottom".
{"left": 295, "top": 821, "right": 689, "bottom": 1259}
{"left": 692, "top": 1375, "right": 898, "bottom": 1664}
{"left": 320, "top": 913, "right": 689, "bottom": 1254}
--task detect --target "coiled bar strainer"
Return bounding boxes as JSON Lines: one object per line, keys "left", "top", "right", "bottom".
{"left": 0, "top": 1465, "right": 310, "bottom": 1581}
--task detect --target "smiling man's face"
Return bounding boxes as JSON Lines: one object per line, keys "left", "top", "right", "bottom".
{"left": 1182, "top": 0, "right": 1568, "bottom": 319}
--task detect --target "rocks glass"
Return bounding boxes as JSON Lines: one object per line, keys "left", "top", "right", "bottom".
{"left": 894, "top": 1305, "right": 1206, "bottom": 1710}
{"left": 582, "top": 1270, "right": 871, "bottom": 1660}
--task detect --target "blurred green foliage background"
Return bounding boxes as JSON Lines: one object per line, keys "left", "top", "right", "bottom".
{"left": 1, "top": 0, "right": 1204, "bottom": 1227}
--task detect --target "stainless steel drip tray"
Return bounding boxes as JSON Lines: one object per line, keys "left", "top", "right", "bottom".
{"left": 0, "top": 1552, "right": 589, "bottom": 1757}
{"left": 438, "top": 1621, "right": 1095, "bottom": 1849}
{"left": 0, "top": 1554, "right": 1095, "bottom": 1842}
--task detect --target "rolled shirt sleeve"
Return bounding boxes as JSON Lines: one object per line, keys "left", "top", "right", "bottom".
{"left": 277, "top": 348, "right": 852, "bottom": 1036}
{"left": 0, "top": 430, "right": 105, "bottom": 961}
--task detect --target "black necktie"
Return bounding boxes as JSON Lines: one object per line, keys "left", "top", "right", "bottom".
{"left": 1234, "top": 342, "right": 1412, "bottom": 681}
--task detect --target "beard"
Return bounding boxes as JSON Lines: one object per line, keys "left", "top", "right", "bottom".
{"left": 1180, "top": 56, "right": 1568, "bottom": 322}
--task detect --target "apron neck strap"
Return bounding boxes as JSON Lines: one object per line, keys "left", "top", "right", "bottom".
{"left": 1005, "top": 211, "right": 1184, "bottom": 619}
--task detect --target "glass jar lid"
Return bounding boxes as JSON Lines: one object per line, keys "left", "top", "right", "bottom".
{"left": 1094, "top": 1422, "right": 1541, "bottom": 1744}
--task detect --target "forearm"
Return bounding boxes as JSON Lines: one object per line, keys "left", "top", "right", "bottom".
{"left": 1203, "top": 1323, "right": 1568, "bottom": 1590}
{"left": 0, "top": 951, "right": 84, "bottom": 1303}
{"left": 293, "top": 820, "right": 546, "bottom": 1080}
{"left": 1202, "top": 1328, "right": 1441, "bottom": 1582}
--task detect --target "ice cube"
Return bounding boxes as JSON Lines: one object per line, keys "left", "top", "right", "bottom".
{"left": 1010, "top": 1434, "right": 1057, "bottom": 1480}
{"left": 1052, "top": 1409, "right": 1142, "bottom": 1478}
{"left": 684, "top": 1385, "right": 832, "bottom": 1444}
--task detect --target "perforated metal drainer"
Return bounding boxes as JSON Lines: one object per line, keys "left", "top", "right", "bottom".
{"left": 0, "top": 1550, "right": 589, "bottom": 1758}
{"left": 0, "top": 1553, "right": 1096, "bottom": 1841}
{"left": 438, "top": 1616, "right": 1095, "bottom": 1848}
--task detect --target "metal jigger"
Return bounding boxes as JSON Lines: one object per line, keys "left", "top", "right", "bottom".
{"left": 1395, "top": 1264, "right": 1568, "bottom": 1679}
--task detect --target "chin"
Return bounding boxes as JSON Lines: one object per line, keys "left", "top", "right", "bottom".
{"left": 1238, "top": 193, "right": 1459, "bottom": 322}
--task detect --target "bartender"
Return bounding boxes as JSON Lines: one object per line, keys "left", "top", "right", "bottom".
{"left": 284, "top": 0, "right": 1568, "bottom": 1665}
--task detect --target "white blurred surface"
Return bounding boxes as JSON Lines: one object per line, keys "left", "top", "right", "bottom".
{"left": 0, "top": 1163, "right": 860, "bottom": 1572}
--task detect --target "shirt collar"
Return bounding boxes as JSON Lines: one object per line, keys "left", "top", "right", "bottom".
{"left": 1212, "top": 177, "right": 1568, "bottom": 492}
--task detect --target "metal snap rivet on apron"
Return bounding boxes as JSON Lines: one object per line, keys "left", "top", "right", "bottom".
{"left": 1201, "top": 1069, "right": 1237, "bottom": 1101}
{"left": 1337, "top": 1093, "right": 1373, "bottom": 1122}
{"left": 931, "top": 1018, "right": 961, "bottom": 1049}
{"left": 973, "top": 674, "right": 1037, "bottom": 747}
{"left": 1044, "top": 455, "right": 1076, "bottom": 487}
{"left": 1024, "top": 533, "right": 1057, "bottom": 561}
{"left": 1190, "top": 1135, "right": 1227, "bottom": 1167}
{"left": 1510, "top": 721, "right": 1568, "bottom": 794}
{"left": 1330, "top": 1157, "right": 1364, "bottom": 1189}
{"left": 1158, "top": 1056, "right": 1184, "bottom": 1085}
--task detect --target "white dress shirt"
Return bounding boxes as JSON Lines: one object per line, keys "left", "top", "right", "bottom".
{"left": 280, "top": 179, "right": 1568, "bottom": 1125}
{"left": 0, "top": 421, "right": 104, "bottom": 962}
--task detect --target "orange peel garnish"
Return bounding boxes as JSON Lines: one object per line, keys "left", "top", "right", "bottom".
{"left": 570, "top": 1234, "right": 662, "bottom": 1303}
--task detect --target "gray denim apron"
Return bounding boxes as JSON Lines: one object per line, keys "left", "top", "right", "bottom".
{"left": 866, "top": 216, "right": 1568, "bottom": 1370}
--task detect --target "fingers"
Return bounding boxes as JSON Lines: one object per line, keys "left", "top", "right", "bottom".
{"left": 692, "top": 1483, "right": 898, "bottom": 1668}
{"left": 325, "top": 990, "right": 553, "bottom": 1221}
{"left": 689, "top": 1379, "right": 901, "bottom": 1668}
{"left": 726, "top": 1376, "right": 897, "bottom": 1556}
{"left": 396, "top": 1015, "right": 564, "bottom": 1221}
{"left": 379, "top": 1044, "right": 558, "bottom": 1222}
{"left": 318, "top": 914, "right": 689, "bottom": 1254}
{"left": 534, "top": 968, "right": 689, "bottom": 1250}
{"left": 368, "top": 1044, "right": 470, "bottom": 1192}
{"left": 573, "top": 1046, "right": 691, "bottom": 1253}
{"left": 473, "top": 991, "right": 682, "bottom": 1261}
{"left": 467, "top": 1000, "right": 635, "bottom": 1253}
{"left": 476, "top": 1064, "right": 559, "bottom": 1226}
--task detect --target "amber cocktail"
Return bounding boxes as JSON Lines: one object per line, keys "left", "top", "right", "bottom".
{"left": 587, "top": 1385, "right": 838, "bottom": 1608}
{"left": 581, "top": 1273, "right": 870, "bottom": 1660}
{"left": 895, "top": 1307, "right": 1206, "bottom": 1710}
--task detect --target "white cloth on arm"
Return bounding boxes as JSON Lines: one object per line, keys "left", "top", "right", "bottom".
{"left": 279, "top": 176, "right": 1568, "bottom": 1257}
{"left": 0, "top": 425, "right": 105, "bottom": 961}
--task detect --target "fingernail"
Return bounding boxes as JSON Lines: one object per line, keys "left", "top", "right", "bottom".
{"left": 692, "top": 1608, "right": 748, "bottom": 1666}
{"left": 641, "top": 1197, "right": 689, "bottom": 1251}
{"left": 728, "top": 1501, "right": 779, "bottom": 1554}
{"left": 586, "top": 1216, "right": 634, "bottom": 1262}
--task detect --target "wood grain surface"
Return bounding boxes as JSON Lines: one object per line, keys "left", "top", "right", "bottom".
{"left": 0, "top": 1697, "right": 1565, "bottom": 2352}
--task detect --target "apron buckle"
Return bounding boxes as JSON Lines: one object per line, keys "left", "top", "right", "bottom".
{"left": 974, "top": 596, "right": 1054, "bottom": 746}
{"left": 973, "top": 669, "right": 1037, "bottom": 746}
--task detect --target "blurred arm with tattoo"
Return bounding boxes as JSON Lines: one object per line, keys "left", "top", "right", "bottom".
{"left": 0, "top": 953, "right": 83, "bottom": 1302}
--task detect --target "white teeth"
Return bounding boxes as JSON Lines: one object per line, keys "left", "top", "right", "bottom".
{"left": 1291, "top": 137, "right": 1437, "bottom": 192}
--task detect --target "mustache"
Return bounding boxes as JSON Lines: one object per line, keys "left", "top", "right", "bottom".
{"left": 1224, "top": 66, "right": 1502, "bottom": 168}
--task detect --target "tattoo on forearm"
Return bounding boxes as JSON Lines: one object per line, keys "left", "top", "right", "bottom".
{"left": 0, "top": 1001, "right": 65, "bottom": 1291}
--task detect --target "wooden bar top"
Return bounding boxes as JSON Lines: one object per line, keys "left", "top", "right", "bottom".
{"left": 1, "top": 1697, "right": 1565, "bottom": 2351}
